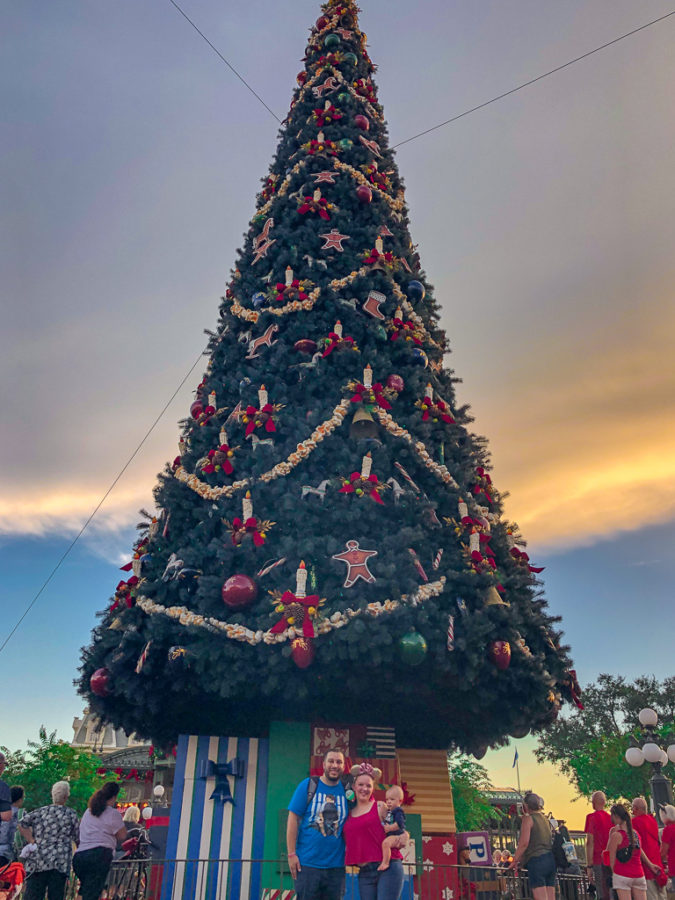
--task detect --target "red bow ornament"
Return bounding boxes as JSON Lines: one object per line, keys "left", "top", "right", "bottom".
{"left": 349, "top": 381, "right": 392, "bottom": 410}
{"left": 271, "top": 279, "right": 310, "bottom": 304}
{"left": 111, "top": 575, "right": 139, "bottom": 611}
{"left": 417, "top": 395, "right": 455, "bottom": 423}
{"left": 321, "top": 330, "right": 357, "bottom": 357}
{"left": 312, "top": 104, "right": 343, "bottom": 127}
{"left": 298, "top": 195, "right": 332, "bottom": 220}
{"left": 201, "top": 443, "right": 236, "bottom": 476}
{"left": 242, "top": 403, "right": 277, "bottom": 436}
{"left": 270, "top": 590, "right": 321, "bottom": 637}
{"left": 339, "top": 470, "right": 385, "bottom": 504}
{"left": 472, "top": 466, "right": 493, "bottom": 502}
{"left": 510, "top": 546, "right": 545, "bottom": 573}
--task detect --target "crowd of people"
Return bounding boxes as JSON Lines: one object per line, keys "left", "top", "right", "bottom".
{"left": 503, "top": 790, "right": 675, "bottom": 900}
{"left": 0, "top": 753, "right": 150, "bottom": 900}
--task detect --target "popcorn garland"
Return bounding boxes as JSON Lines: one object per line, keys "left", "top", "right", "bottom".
{"left": 174, "top": 399, "right": 352, "bottom": 500}
{"left": 294, "top": 64, "right": 384, "bottom": 124}
{"left": 372, "top": 407, "right": 460, "bottom": 489}
{"left": 134, "top": 576, "right": 446, "bottom": 647}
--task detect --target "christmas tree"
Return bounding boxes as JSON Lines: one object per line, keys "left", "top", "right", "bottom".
{"left": 78, "top": 0, "right": 579, "bottom": 754}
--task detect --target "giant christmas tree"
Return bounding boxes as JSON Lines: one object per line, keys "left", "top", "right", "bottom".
{"left": 78, "top": 0, "right": 579, "bottom": 753}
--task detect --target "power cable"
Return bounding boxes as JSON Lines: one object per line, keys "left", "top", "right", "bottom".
{"left": 166, "top": 0, "right": 282, "bottom": 123}
{"left": 392, "top": 9, "right": 675, "bottom": 149}
{"left": 0, "top": 347, "right": 206, "bottom": 656}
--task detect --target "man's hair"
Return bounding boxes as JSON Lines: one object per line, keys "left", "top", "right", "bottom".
{"left": 632, "top": 797, "right": 648, "bottom": 814}
{"left": 591, "top": 791, "right": 607, "bottom": 808}
{"left": 322, "top": 749, "right": 345, "bottom": 762}
{"left": 10, "top": 786, "right": 24, "bottom": 804}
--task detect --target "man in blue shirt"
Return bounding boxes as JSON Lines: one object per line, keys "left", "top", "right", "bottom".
{"left": 287, "top": 750, "right": 348, "bottom": 900}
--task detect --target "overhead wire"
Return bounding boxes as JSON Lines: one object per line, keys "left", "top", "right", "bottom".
{"left": 165, "top": 0, "right": 282, "bottom": 123}
{"left": 392, "top": 9, "right": 675, "bottom": 148}
{"left": 0, "top": 347, "right": 207, "bottom": 656}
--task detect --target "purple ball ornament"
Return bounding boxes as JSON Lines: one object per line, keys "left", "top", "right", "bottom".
{"left": 354, "top": 114, "right": 370, "bottom": 131}
{"left": 386, "top": 374, "right": 405, "bottom": 393}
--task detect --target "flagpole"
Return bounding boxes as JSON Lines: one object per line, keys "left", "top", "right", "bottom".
{"left": 516, "top": 755, "right": 521, "bottom": 795}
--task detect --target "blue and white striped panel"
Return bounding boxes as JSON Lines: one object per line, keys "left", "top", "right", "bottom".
{"left": 161, "top": 734, "right": 269, "bottom": 900}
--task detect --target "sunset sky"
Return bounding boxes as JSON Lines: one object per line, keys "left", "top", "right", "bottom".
{"left": 3, "top": 0, "right": 675, "bottom": 829}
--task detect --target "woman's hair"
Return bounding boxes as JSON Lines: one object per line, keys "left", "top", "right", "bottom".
{"left": 610, "top": 804, "right": 635, "bottom": 846}
{"left": 89, "top": 781, "right": 120, "bottom": 817}
{"left": 123, "top": 806, "right": 140, "bottom": 824}
{"left": 51, "top": 781, "right": 71, "bottom": 804}
{"left": 10, "top": 786, "right": 24, "bottom": 804}
{"left": 523, "top": 792, "right": 543, "bottom": 812}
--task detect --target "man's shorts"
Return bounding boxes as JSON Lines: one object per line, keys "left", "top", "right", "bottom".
{"left": 593, "top": 864, "right": 613, "bottom": 900}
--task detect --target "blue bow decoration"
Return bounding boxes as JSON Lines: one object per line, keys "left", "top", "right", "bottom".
{"left": 198, "top": 757, "right": 246, "bottom": 804}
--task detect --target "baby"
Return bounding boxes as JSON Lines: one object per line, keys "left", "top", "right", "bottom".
{"left": 379, "top": 785, "right": 407, "bottom": 871}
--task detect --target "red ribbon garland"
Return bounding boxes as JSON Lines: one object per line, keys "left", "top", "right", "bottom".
{"left": 270, "top": 590, "right": 320, "bottom": 637}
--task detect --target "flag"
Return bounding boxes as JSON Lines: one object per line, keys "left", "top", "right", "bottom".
{"left": 512, "top": 748, "right": 519, "bottom": 768}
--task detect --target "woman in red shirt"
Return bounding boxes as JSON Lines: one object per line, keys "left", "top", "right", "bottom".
{"left": 607, "top": 804, "right": 660, "bottom": 900}
{"left": 342, "top": 764, "right": 405, "bottom": 900}
{"left": 660, "top": 805, "right": 675, "bottom": 890}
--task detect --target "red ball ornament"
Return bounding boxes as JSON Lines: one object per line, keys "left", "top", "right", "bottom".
{"left": 294, "top": 338, "right": 318, "bottom": 355}
{"left": 291, "top": 637, "right": 315, "bottom": 669}
{"left": 316, "top": 15, "right": 328, "bottom": 29}
{"left": 488, "top": 640, "right": 511, "bottom": 670}
{"left": 386, "top": 374, "right": 405, "bottom": 393}
{"left": 90, "top": 667, "right": 110, "bottom": 697}
{"left": 354, "top": 114, "right": 370, "bottom": 131}
{"left": 296, "top": 71, "right": 307, "bottom": 86}
{"left": 222, "top": 574, "right": 258, "bottom": 610}
{"left": 190, "top": 399, "right": 203, "bottom": 419}
{"left": 356, "top": 184, "right": 373, "bottom": 204}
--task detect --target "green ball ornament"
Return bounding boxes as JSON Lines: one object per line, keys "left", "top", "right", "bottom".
{"left": 342, "top": 52, "right": 358, "bottom": 66}
{"left": 337, "top": 92, "right": 350, "bottom": 104}
{"left": 398, "top": 630, "right": 427, "bottom": 666}
{"left": 324, "top": 33, "right": 340, "bottom": 50}
{"left": 375, "top": 325, "right": 387, "bottom": 341}
{"left": 339, "top": 138, "right": 353, "bottom": 150}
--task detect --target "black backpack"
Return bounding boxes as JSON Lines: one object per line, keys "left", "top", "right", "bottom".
{"left": 306, "top": 774, "right": 356, "bottom": 810}
{"left": 552, "top": 832, "right": 570, "bottom": 869}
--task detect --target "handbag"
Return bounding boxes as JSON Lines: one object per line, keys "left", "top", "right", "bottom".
{"left": 616, "top": 833, "right": 639, "bottom": 864}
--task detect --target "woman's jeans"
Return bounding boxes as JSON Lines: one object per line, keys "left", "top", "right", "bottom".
{"left": 358, "top": 859, "right": 405, "bottom": 900}
{"left": 72, "top": 847, "right": 114, "bottom": 900}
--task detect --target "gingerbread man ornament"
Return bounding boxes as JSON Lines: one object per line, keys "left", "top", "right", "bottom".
{"left": 332, "top": 540, "right": 378, "bottom": 588}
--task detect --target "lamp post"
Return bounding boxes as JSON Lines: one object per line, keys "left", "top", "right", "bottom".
{"left": 625, "top": 707, "right": 675, "bottom": 817}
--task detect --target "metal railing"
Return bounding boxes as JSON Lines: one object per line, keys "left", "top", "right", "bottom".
{"left": 53, "top": 859, "right": 592, "bottom": 900}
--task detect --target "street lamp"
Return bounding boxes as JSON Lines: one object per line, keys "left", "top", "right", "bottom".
{"left": 625, "top": 708, "right": 675, "bottom": 817}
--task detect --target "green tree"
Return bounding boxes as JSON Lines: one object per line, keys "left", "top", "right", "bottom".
{"left": 448, "top": 753, "right": 501, "bottom": 832}
{"left": 1, "top": 727, "right": 118, "bottom": 814}
{"left": 535, "top": 674, "right": 675, "bottom": 802}
{"left": 77, "top": 0, "right": 574, "bottom": 752}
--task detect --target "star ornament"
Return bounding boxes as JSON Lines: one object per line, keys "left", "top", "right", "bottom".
{"left": 319, "top": 228, "right": 350, "bottom": 252}
{"left": 313, "top": 170, "right": 337, "bottom": 184}
{"left": 332, "top": 540, "right": 377, "bottom": 588}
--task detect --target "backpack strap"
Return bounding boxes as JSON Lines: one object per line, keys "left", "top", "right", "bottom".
{"left": 306, "top": 776, "right": 320, "bottom": 809}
